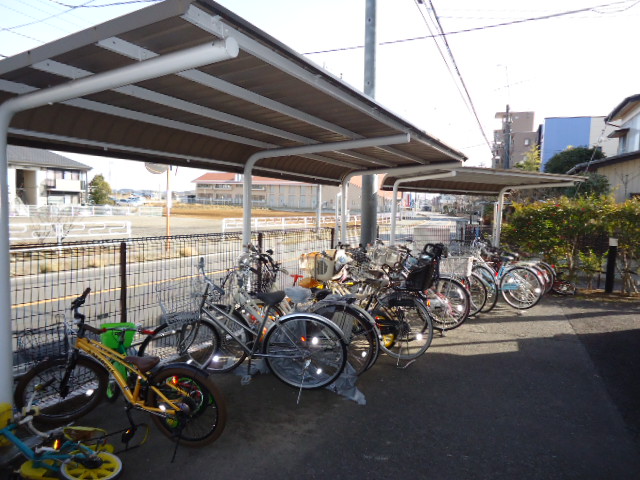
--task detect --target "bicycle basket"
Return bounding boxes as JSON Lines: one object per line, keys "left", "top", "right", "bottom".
{"left": 15, "top": 321, "right": 68, "bottom": 364}
{"left": 155, "top": 276, "right": 204, "bottom": 320}
{"left": 439, "top": 256, "right": 473, "bottom": 277}
{"left": 100, "top": 322, "right": 137, "bottom": 349}
{"left": 404, "top": 262, "right": 437, "bottom": 291}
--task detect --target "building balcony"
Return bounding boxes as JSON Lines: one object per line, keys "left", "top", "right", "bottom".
{"left": 45, "top": 179, "right": 83, "bottom": 192}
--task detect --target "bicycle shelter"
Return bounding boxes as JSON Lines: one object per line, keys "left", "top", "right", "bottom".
{"left": 0, "top": 0, "right": 585, "bottom": 404}
{"left": 0, "top": 0, "right": 469, "bottom": 405}
{"left": 380, "top": 166, "right": 586, "bottom": 246}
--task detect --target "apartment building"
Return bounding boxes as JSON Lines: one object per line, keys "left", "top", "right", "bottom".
{"left": 8, "top": 146, "right": 91, "bottom": 206}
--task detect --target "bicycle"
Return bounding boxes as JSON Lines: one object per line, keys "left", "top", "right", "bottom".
{"left": 195, "top": 256, "right": 348, "bottom": 390}
{"left": 368, "top": 241, "right": 472, "bottom": 331}
{"left": 1, "top": 387, "right": 122, "bottom": 479}
{"left": 469, "top": 239, "right": 544, "bottom": 310}
{"left": 13, "top": 288, "right": 227, "bottom": 448}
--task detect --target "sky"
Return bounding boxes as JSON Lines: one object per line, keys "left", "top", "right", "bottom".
{"left": 1, "top": 0, "right": 639, "bottom": 191}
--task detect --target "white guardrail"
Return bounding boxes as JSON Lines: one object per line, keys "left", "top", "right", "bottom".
{"left": 9, "top": 204, "right": 163, "bottom": 217}
{"left": 9, "top": 221, "right": 132, "bottom": 243}
{"left": 221, "top": 214, "right": 396, "bottom": 233}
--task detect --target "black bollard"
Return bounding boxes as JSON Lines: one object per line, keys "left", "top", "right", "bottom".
{"left": 605, "top": 238, "right": 618, "bottom": 293}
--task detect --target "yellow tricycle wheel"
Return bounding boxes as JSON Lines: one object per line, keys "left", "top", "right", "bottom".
{"left": 60, "top": 451, "right": 122, "bottom": 480}
{"left": 19, "top": 459, "right": 59, "bottom": 480}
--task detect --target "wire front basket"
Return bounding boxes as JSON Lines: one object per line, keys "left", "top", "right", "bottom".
{"left": 155, "top": 276, "right": 206, "bottom": 325}
{"left": 439, "top": 256, "right": 473, "bottom": 277}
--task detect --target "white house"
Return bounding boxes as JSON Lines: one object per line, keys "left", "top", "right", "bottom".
{"left": 8, "top": 146, "right": 92, "bottom": 206}
{"left": 569, "top": 94, "right": 640, "bottom": 202}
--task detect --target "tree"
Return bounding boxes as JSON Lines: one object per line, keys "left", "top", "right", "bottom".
{"left": 89, "top": 175, "right": 113, "bottom": 205}
{"left": 564, "top": 172, "right": 610, "bottom": 198}
{"left": 543, "top": 146, "right": 605, "bottom": 174}
{"left": 514, "top": 145, "right": 541, "bottom": 172}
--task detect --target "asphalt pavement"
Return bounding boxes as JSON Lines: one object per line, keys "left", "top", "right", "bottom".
{"left": 52, "top": 294, "right": 640, "bottom": 480}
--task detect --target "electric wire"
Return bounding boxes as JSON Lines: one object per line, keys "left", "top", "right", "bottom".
{"left": 421, "top": 0, "right": 494, "bottom": 155}
{"left": 302, "top": 0, "right": 640, "bottom": 55}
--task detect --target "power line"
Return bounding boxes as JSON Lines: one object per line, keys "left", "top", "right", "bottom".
{"left": 48, "top": 0, "right": 163, "bottom": 9}
{"left": 421, "top": 0, "right": 494, "bottom": 155}
{"left": 0, "top": 0, "right": 97, "bottom": 33}
{"left": 303, "top": 0, "right": 640, "bottom": 55}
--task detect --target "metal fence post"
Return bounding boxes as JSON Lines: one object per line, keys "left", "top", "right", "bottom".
{"left": 120, "top": 241, "right": 127, "bottom": 322}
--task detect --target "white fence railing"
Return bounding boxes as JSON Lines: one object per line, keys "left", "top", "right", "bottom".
{"left": 221, "top": 213, "right": 401, "bottom": 233}
{"left": 9, "top": 204, "right": 163, "bottom": 217}
{"left": 9, "top": 221, "right": 131, "bottom": 243}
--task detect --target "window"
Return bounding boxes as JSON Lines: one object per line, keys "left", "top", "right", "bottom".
{"left": 524, "top": 139, "right": 531, "bottom": 146}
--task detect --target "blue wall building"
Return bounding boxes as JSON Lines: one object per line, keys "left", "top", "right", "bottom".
{"left": 541, "top": 117, "right": 593, "bottom": 165}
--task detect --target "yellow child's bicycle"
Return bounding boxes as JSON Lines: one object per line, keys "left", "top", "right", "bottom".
{"left": 13, "top": 288, "right": 227, "bottom": 448}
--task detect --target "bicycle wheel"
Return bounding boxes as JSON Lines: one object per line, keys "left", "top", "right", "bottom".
{"left": 500, "top": 266, "right": 544, "bottom": 309}
{"left": 424, "top": 277, "right": 471, "bottom": 330}
{"left": 467, "top": 273, "right": 488, "bottom": 317}
{"left": 204, "top": 304, "right": 250, "bottom": 373}
{"left": 146, "top": 365, "right": 227, "bottom": 447}
{"left": 376, "top": 293, "right": 434, "bottom": 360}
{"left": 14, "top": 356, "right": 108, "bottom": 425}
{"left": 137, "top": 319, "right": 220, "bottom": 369}
{"left": 264, "top": 313, "right": 347, "bottom": 389}
{"left": 472, "top": 264, "right": 498, "bottom": 313}
{"left": 311, "top": 302, "right": 380, "bottom": 375}
{"left": 537, "top": 261, "right": 557, "bottom": 293}
{"left": 60, "top": 451, "right": 123, "bottom": 480}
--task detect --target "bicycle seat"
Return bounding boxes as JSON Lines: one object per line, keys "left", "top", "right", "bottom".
{"left": 255, "top": 291, "right": 286, "bottom": 307}
{"left": 125, "top": 355, "right": 160, "bottom": 372}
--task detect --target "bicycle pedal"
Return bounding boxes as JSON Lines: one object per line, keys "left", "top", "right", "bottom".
{"left": 240, "top": 375, "right": 252, "bottom": 386}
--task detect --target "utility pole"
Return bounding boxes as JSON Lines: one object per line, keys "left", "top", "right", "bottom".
{"left": 361, "top": 0, "right": 377, "bottom": 246}
{"left": 503, "top": 104, "right": 512, "bottom": 169}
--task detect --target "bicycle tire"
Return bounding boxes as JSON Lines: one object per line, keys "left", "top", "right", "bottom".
{"left": 137, "top": 319, "right": 220, "bottom": 369}
{"left": 500, "top": 266, "right": 544, "bottom": 309}
{"left": 472, "top": 264, "right": 499, "bottom": 313}
{"left": 537, "top": 261, "right": 557, "bottom": 293}
{"left": 425, "top": 277, "right": 471, "bottom": 330}
{"left": 467, "top": 273, "right": 488, "bottom": 317}
{"left": 311, "top": 302, "right": 380, "bottom": 374}
{"left": 14, "top": 356, "right": 108, "bottom": 425}
{"left": 375, "top": 293, "right": 434, "bottom": 360}
{"left": 60, "top": 451, "right": 123, "bottom": 480}
{"left": 263, "top": 313, "right": 347, "bottom": 389}
{"left": 146, "top": 364, "right": 227, "bottom": 447}
{"left": 204, "top": 304, "right": 250, "bottom": 373}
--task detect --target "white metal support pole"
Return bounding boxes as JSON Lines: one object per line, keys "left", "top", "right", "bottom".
{"left": 492, "top": 181, "right": 579, "bottom": 247}
{"left": 316, "top": 185, "right": 322, "bottom": 232}
{"left": 0, "top": 37, "right": 239, "bottom": 406}
{"left": 390, "top": 171, "right": 457, "bottom": 245}
{"left": 340, "top": 161, "right": 460, "bottom": 244}
{"left": 241, "top": 134, "right": 410, "bottom": 248}
{"left": 0, "top": 113, "right": 13, "bottom": 404}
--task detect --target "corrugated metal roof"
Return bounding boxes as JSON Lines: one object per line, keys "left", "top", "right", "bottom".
{"left": 7, "top": 145, "right": 91, "bottom": 170}
{"left": 381, "top": 167, "right": 586, "bottom": 195}
{"left": 0, "top": 0, "right": 466, "bottom": 186}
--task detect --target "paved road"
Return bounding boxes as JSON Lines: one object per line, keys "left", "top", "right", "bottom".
{"left": 41, "top": 295, "right": 640, "bottom": 480}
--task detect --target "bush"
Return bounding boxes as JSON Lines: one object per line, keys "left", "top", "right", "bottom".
{"left": 501, "top": 196, "right": 640, "bottom": 292}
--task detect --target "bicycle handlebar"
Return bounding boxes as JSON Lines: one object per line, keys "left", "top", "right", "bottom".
{"left": 198, "top": 257, "right": 226, "bottom": 297}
